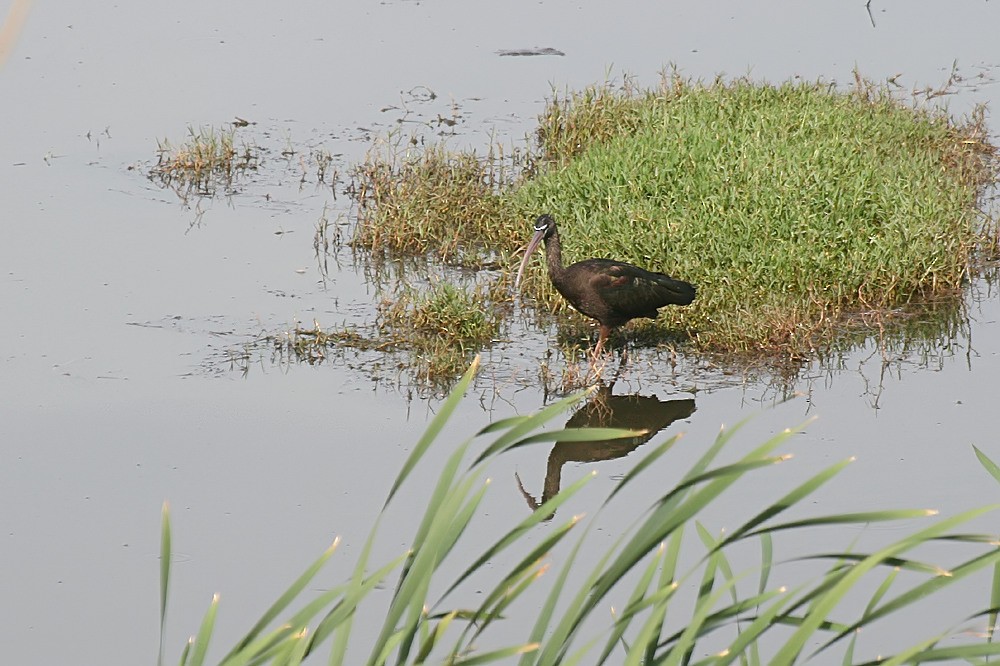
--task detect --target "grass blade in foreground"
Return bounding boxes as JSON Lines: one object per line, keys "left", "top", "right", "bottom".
{"left": 157, "top": 362, "right": 1000, "bottom": 666}
{"left": 439, "top": 470, "right": 595, "bottom": 605}
{"left": 159, "top": 502, "right": 171, "bottom": 666}
{"left": 188, "top": 594, "right": 219, "bottom": 666}
{"left": 220, "top": 538, "right": 340, "bottom": 663}
{"left": 974, "top": 444, "right": 1000, "bottom": 484}
{"left": 590, "top": 425, "right": 802, "bottom": 612}
{"left": 775, "top": 505, "right": 1000, "bottom": 665}
{"left": 815, "top": 547, "right": 1000, "bottom": 654}
{"left": 992, "top": 558, "right": 1000, "bottom": 644}
{"left": 604, "top": 434, "right": 681, "bottom": 504}
{"left": 383, "top": 355, "right": 479, "bottom": 508}
{"left": 471, "top": 390, "right": 595, "bottom": 466}
{"left": 714, "top": 457, "right": 854, "bottom": 550}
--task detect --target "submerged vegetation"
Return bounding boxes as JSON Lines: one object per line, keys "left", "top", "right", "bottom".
{"left": 159, "top": 360, "right": 1000, "bottom": 665}
{"left": 350, "top": 72, "right": 998, "bottom": 360}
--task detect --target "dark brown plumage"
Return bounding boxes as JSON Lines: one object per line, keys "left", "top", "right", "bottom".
{"left": 515, "top": 214, "right": 696, "bottom": 357}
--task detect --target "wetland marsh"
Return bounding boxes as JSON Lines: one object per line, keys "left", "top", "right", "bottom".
{"left": 3, "top": 1, "right": 1000, "bottom": 664}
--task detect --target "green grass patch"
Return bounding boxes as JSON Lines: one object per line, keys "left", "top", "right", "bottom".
{"left": 158, "top": 359, "right": 1000, "bottom": 665}
{"left": 350, "top": 73, "right": 998, "bottom": 358}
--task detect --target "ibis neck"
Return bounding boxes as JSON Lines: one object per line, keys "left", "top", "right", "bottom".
{"left": 544, "top": 230, "right": 566, "bottom": 282}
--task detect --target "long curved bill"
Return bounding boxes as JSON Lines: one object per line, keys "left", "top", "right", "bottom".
{"left": 513, "top": 227, "right": 547, "bottom": 290}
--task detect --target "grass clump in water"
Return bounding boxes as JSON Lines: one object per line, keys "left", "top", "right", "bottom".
{"left": 384, "top": 282, "right": 496, "bottom": 344}
{"left": 151, "top": 124, "right": 260, "bottom": 198}
{"left": 515, "top": 74, "right": 997, "bottom": 355}
{"left": 376, "top": 281, "right": 504, "bottom": 380}
{"left": 351, "top": 73, "right": 998, "bottom": 359}
{"left": 247, "top": 281, "right": 504, "bottom": 388}
{"left": 350, "top": 138, "right": 528, "bottom": 266}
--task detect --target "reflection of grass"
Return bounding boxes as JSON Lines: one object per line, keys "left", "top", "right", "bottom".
{"left": 158, "top": 360, "right": 1000, "bottom": 665}
{"left": 350, "top": 72, "right": 998, "bottom": 359}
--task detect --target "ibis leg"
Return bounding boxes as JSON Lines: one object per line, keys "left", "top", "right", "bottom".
{"left": 591, "top": 324, "right": 612, "bottom": 361}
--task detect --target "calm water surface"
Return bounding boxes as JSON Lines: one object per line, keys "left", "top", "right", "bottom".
{"left": 2, "top": 1, "right": 999, "bottom": 663}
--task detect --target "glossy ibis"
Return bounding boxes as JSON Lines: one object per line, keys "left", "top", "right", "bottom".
{"left": 514, "top": 214, "right": 696, "bottom": 357}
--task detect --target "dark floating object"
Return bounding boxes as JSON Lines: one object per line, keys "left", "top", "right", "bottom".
{"left": 496, "top": 47, "right": 565, "bottom": 57}
{"left": 514, "top": 214, "right": 696, "bottom": 357}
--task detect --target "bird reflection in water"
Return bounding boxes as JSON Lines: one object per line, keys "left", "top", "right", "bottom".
{"left": 515, "top": 381, "right": 696, "bottom": 517}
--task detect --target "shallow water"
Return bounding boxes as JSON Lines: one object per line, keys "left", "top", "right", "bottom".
{"left": 2, "top": 1, "right": 1000, "bottom": 663}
